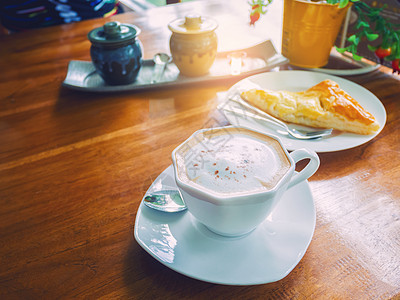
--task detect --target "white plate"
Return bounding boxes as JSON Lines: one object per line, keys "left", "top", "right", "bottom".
{"left": 134, "top": 165, "right": 316, "bottom": 285}
{"left": 222, "top": 70, "right": 386, "bottom": 152}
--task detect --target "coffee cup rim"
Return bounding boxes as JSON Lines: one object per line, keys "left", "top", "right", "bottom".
{"left": 171, "top": 126, "right": 295, "bottom": 205}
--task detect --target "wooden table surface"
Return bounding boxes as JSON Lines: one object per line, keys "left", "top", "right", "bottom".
{"left": 1, "top": 1, "right": 399, "bottom": 298}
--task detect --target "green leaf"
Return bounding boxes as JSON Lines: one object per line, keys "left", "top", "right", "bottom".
{"left": 352, "top": 53, "right": 363, "bottom": 61}
{"left": 367, "top": 44, "right": 377, "bottom": 51}
{"left": 339, "top": 0, "right": 349, "bottom": 8}
{"left": 347, "top": 34, "right": 357, "bottom": 43}
{"left": 335, "top": 46, "right": 347, "bottom": 53}
{"left": 356, "top": 21, "right": 370, "bottom": 29}
{"left": 365, "top": 32, "right": 379, "bottom": 41}
{"left": 347, "top": 34, "right": 360, "bottom": 45}
{"left": 326, "top": 0, "right": 339, "bottom": 4}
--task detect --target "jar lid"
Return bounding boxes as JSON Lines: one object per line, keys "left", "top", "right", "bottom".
{"left": 88, "top": 21, "right": 141, "bottom": 46}
{"left": 168, "top": 15, "right": 218, "bottom": 34}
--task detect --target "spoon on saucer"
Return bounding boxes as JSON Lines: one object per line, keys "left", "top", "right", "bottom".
{"left": 150, "top": 53, "right": 172, "bottom": 84}
{"left": 144, "top": 190, "right": 187, "bottom": 212}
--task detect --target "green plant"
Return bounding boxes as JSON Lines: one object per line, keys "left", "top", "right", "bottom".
{"left": 249, "top": 0, "right": 400, "bottom": 74}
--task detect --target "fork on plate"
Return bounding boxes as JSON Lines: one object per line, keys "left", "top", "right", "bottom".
{"left": 219, "top": 94, "right": 333, "bottom": 140}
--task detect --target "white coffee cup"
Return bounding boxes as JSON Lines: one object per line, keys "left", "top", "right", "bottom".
{"left": 171, "top": 126, "right": 320, "bottom": 237}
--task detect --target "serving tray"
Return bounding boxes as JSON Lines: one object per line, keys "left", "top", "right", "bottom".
{"left": 62, "top": 40, "right": 288, "bottom": 92}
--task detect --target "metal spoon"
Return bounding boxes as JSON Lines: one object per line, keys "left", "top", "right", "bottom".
{"left": 150, "top": 53, "right": 172, "bottom": 83}
{"left": 144, "top": 190, "right": 187, "bottom": 212}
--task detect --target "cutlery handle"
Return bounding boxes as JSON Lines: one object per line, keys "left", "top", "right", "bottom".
{"left": 222, "top": 107, "right": 288, "bottom": 132}
{"left": 151, "top": 63, "right": 166, "bottom": 83}
{"left": 229, "top": 95, "right": 290, "bottom": 131}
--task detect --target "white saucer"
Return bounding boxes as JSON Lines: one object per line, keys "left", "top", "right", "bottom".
{"left": 134, "top": 165, "right": 316, "bottom": 285}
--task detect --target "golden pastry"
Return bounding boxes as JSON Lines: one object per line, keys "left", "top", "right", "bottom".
{"left": 240, "top": 79, "right": 380, "bottom": 135}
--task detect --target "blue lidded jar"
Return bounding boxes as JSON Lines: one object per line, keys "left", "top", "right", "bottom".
{"left": 88, "top": 21, "right": 143, "bottom": 85}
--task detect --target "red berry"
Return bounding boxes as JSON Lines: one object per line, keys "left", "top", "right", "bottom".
{"left": 250, "top": 11, "right": 260, "bottom": 26}
{"left": 392, "top": 59, "right": 400, "bottom": 74}
{"left": 375, "top": 47, "right": 392, "bottom": 64}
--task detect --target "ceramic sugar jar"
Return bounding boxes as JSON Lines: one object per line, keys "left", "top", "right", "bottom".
{"left": 168, "top": 15, "right": 218, "bottom": 77}
{"left": 88, "top": 21, "right": 143, "bottom": 85}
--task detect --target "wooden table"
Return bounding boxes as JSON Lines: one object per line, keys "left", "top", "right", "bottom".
{"left": 1, "top": 1, "right": 399, "bottom": 298}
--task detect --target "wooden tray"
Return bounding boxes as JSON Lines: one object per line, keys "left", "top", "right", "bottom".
{"left": 62, "top": 40, "right": 288, "bottom": 92}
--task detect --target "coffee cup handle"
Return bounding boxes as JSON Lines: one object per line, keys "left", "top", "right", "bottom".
{"left": 288, "top": 149, "right": 320, "bottom": 189}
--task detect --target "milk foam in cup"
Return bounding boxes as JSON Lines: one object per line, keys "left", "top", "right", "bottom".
{"left": 176, "top": 131, "right": 290, "bottom": 195}
{"left": 172, "top": 126, "right": 320, "bottom": 237}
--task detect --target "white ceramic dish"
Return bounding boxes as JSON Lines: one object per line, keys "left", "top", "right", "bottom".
{"left": 306, "top": 52, "right": 380, "bottom": 76}
{"left": 134, "top": 165, "right": 316, "bottom": 285}
{"left": 308, "top": 63, "right": 379, "bottom": 76}
{"left": 221, "top": 70, "right": 386, "bottom": 152}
